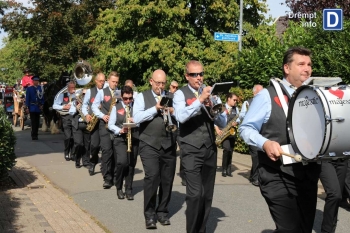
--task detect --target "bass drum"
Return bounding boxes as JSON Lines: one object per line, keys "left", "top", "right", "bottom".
{"left": 287, "top": 85, "right": 350, "bottom": 161}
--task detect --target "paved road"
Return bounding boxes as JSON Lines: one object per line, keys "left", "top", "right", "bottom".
{"left": 13, "top": 125, "right": 350, "bottom": 233}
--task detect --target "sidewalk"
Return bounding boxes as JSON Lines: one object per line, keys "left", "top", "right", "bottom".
{"left": 1, "top": 159, "right": 106, "bottom": 233}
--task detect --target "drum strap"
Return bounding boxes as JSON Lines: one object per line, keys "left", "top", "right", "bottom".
{"left": 270, "top": 79, "right": 288, "bottom": 117}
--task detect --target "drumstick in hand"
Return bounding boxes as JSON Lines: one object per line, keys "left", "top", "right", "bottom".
{"left": 280, "top": 151, "right": 302, "bottom": 162}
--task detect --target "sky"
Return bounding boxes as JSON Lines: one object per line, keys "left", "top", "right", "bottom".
{"left": 0, "top": 0, "right": 290, "bottom": 48}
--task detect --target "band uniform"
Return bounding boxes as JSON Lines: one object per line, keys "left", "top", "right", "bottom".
{"left": 133, "top": 70, "right": 178, "bottom": 229}
{"left": 108, "top": 86, "right": 139, "bottom": 200}
{"left": 52, "top": 82, "right": 76, "bottom": 161}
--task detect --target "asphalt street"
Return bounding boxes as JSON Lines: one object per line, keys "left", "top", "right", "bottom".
{"left": 12, "top": 123, "right": 350, "bottom": 233}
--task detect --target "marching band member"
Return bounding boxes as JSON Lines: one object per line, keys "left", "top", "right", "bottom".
{"left": 21, "top": 68, "right": 33, "bottom": 91}
{"left": 239, "top": 84, "right": 263, "bottom": 186}
{"left": 173, "top": 60, "right": 225, "bottom": 233}
{"left": 108, "top": 85, "right": 139, "bottom": 200}
{"left": 25, "top": 76, "right": 44, "bottom": 140}
{"left": 82, "top": 73, "right": 105, "bottom": 176}
{"left": 124, "top": 79, "right": 138, "bottom": 97}
{"left": 215, "top": 93, "right": 240, "bottom": 177}
{"left": 133, "top": 70, "right": 177, "bottom": 229}
{"left": 91, "top": 71, "right": 119, "bottom": 189}
{"left": 53, "top": 81, "right": 76, "bottom": 161}
{"left": 239, "top": 47, "right": 320, "bottom": 232}
{"left": 69, "top": 89, "right": 90, "bottom": 169}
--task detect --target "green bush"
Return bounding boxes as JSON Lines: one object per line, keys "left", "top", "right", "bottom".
{"left": 0, "top": 107, "right": 16, "bottom": 180}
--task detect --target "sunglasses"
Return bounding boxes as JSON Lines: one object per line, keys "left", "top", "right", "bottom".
{"left": 187, "top": 72, "right": 204, "bottom": 78}
{"left": 171, "top": 85, "right": 178, "bottom": 89}
{"left": 122, "top": 97, "right": 133, "bottom": 101}
{"left": 232, "top": 99, "right": 238, "bottom": 101}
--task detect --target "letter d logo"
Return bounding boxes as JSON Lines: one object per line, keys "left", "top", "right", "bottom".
{"left": 323, "top": 9, "right": 343, "bottom": 30}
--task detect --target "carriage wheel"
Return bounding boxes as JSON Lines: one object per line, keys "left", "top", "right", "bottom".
{"left": 20, "top": 108, "right": 25, "bottom": 130}
{"left": 13, "top": 113, "right": 18, "bottom": 127}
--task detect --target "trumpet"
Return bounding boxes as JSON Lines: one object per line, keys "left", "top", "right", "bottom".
{"left": 198, "top": 81, "right": 224, "bottom": 120}
{"left": 159, "top": 87, "right": 177, "bottom": 132}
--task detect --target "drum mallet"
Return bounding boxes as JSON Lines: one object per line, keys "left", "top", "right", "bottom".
{"left": 280, "top": 152, "right": 303, "bottom": 162}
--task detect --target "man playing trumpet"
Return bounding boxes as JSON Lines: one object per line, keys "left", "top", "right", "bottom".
{"left": 173, "top": 60, "right": 225, "bottom": 233}
{"left": 108, "top": 86, "right": 139, "bottom": 200}
{"left": 133, "top": 70, "right": 177, "bottom": 229}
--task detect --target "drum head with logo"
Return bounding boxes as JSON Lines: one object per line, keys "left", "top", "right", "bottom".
{"left": 287, "top": 86, "right": 326, "bottom": 159}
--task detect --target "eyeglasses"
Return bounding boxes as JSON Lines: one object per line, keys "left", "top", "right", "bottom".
{"left": 122, "top": 97, "right": 133, "bottom": 101}
{"left": 171, "top": 85, "right": 178, "bottom": 89}
{"left": 152, "top": 79, "right": 166, "bottom": 86}
{"left": 187, "top": 72, "right": 204, "bottom": 78}
{"left": 232, "top": 99, "right": 238, "bottom": 101}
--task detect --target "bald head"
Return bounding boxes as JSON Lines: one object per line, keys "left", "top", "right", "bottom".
{"left": 150, "top": 69, "right": 167, "bottom": 95}
{"left": 253, "top": 84, "right": 263, "bottom": 96}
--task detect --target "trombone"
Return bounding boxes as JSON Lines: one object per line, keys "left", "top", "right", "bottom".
{"left": 198, "top": 81, "right": 224, "bottom": 121}
{"left": 158, "top": 87, "right": 177, "bottom": 132}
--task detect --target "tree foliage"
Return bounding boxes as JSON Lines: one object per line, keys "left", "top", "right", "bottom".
{"left": 87, "top": 0, "right": 268, "bottom": 88}
{"left": 285, "top": 0, "right": 350, "bottom": 18}
{"left": 0, "top": 0, "right": 115, "bottom": 81}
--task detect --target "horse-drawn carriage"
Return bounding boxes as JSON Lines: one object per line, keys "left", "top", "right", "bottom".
{"left": 13, "top": 89, "right": 28, "bottom": 130}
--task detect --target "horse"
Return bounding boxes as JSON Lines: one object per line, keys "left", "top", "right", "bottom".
{"left": 42, "top": 71, "right": 71, "bottom": 133}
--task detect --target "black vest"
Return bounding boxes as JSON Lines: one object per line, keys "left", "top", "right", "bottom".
{"left": 88, "top": 87, "right": 99, "bottom": 115}
{"left": 114, "top": 102, "right": 139, "bottom": 140}
{"left": 138, "top": 90, "right": 177, "bottom": 150}
{"left": 100, "top": 87, "right": 114, "bottom": 115}
{"left": 178, "top": 86, "right": 215, "bottom": 149}
{"left": 61, "top": 93, "right": 74, "bottom": 119}
{"left": 258, "top": 85, "right": 320, "bottom": 180}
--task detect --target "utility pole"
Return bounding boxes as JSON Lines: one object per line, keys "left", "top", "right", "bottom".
{"left": 239, "top": 0, "right": 243, "bottom": 51}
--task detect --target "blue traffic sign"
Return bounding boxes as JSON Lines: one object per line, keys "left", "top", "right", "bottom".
{"left": 214, "top": 32, "right": 240, "bottom": 42}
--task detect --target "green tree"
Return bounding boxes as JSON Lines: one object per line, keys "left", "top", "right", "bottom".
{"left": 1, "top": 0, "right": 115, "bottom": 81}
{"left": 0, "top": 37, "right": 33, "bottom": 84}
{"left": 87, "top": 0, "right": 268, "bottom": 88}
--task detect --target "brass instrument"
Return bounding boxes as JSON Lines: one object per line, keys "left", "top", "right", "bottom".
{"left": 215, "top": 114, "right": 239, "bottom": 146}
{"left": 198, "top": 81, "right": 224, "bottom": 120}
{"left": 54, "top": 60, "right": 93, "bottom": 115}
{"left": 105, "top": 95, "right": 117, "bottom": 128}
{"left": 75, "top": 90, "right": 86, "bottom": 122}
{"left": 159, "top": 87, "right": 177, "bottom": 132}
{"left": 86, "top": 114, "right": 98, "bottom": 132}
{"left": 125, "top": 105, "right": 132, "bottom": 152}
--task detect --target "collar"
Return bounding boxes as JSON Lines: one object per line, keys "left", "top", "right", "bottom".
{"left": 187, "top": 84, "right": 197, "bottom": 94}
{"left": 151, "top": 90, "right": 164, "bottom": 97}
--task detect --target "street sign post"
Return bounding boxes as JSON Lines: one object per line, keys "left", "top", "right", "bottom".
{"left": 214, "top": 32, "right": 240, "bottom": 42}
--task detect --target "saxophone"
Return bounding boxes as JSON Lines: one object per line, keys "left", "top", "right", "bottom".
{"left": 105, "top": 96, "right": 117, "bottom": 128}
{"left": 86, "top": 114, "right": 98, "bottom": 132}
{"left": 75, "top": 91, "right": 86, "bottom": 122}
{"left": 125, "top": 105, "right": 132, "bottom": 152}
{"left": 215, "top": 114, "right": 239, "bottom": 146}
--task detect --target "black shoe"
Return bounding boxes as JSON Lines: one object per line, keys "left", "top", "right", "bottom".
{"left": 158, "top": 216, "right": 171, "bottom": 226}
{"left": 251, "top": 180, "right": 259, "bottom": 186}
{"left": 32, "top": 137, "right": 38, "bottom": 140}
{"left": 117, "top": 189, "right": 125, "bottom": 199}
{"left": 64, "top": 154, "right": 70, "bottom": 161}
{"left": 181, "top": 179, "right": 187, "bottom": 186}
{"left": 145, "top": 219, "right": 157, "bottom": 229}
{"left": 222, "top": 170, "right": 227, "bottom": 177}
{"left": 88, "top": 164, "right": 95, "bottom": 176}
{"left": 103, "top": 181, "right": 113, "bottom": 189}
{"left": 75, "top": 164, "right": 82, "bottom": 169}
{"left": 125, "top": 193, "right": 134, "bottom": 200}
{"left": 227, "top": 167, "right": 233, "bottom": 177}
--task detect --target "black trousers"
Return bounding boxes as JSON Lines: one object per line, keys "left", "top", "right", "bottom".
{"left": 98, "top": 120, "right": 114, "bottom": 182}
{"left": 176, "top": 136, "right": 185, "bottom": 181}
{"left": 258, "top": 163, "right": 320, "bottom": 233}
{"left": 112, "top": 136, "right": 139, "bottom": 193}
{"left": 344, "top": 160, "right": 350, "bottom": 199}
{"left": 139, "top": 141, "right": 177, "bottom": 220}
{"left": 72, "top": 124, "right": 90, "bottom": 166}
{"left": 181, "top": 143, "right": 217, "bottom": 233}
{"left": 221, "top": 137, "right": 235, "bottom": 171}
{"left": 319, "top": 159, "right": 348, "bottom": 233}
{"left": 61, "top": 115, "right": 74, "bottom": 156}
{"left": 29, "top": 112, "right": 40, "bottom": 138}
{"left": 89, "top": 123, "right": 100, "bottom": 165}
{"left": 249, "top": 145, "right": 259, "bottom": 182}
